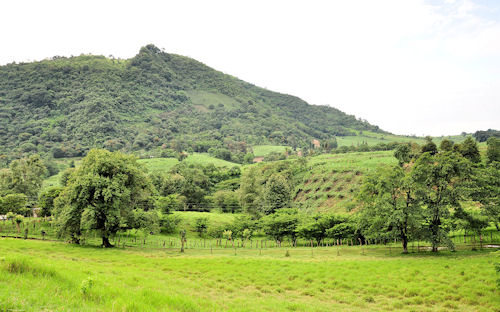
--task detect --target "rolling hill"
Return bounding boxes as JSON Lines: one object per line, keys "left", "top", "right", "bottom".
{"left": 0, "top": 44, "right": 383, "bottom": 161}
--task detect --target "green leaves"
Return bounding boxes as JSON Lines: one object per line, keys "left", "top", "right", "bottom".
{"left": 56, "top": 149, "right": 154, "bottom": 246}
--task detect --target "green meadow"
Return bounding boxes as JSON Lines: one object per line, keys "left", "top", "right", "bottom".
{"left": 0, "top": 238, "right": 498, "bottom": 312}
{"left": 252, "top": 145, "right": 290, "bottom": 157}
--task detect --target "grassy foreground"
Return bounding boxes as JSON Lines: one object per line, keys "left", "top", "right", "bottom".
{"left": 0, "top": 238, "right": 498, "bottom": 311}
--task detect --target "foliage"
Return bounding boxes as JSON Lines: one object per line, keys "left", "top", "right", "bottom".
{"left": 0, "top": 155, "right": 47, "bottom": 201}
{"left": 38, "top": 187, "right": 63, "bottom": 217}
{"left": 194, "top": 217, "right": 209, "bottom": 237}
{"left": 159, "top": 213, "right": 182, "bottom": 234}
{"left": 358, "top": 165, "right": 421, "bottom": 252}
{"left": 131, "top": 209, "right": 160, "bottom": 235}
{"left": 486, "top": 137, "right": 500, "bottom": 163}
{"left": 55, "top": 149, "right": 154, "bottom": 247}
{"left": 439, "top": 139, "right": 454, "bottom": 152}
{"left": 262, "top": 173, "right": 292, "bottom": 215}
{"left": 421, "top": 136, "right": 438, "bottom": 155}
{"left": 394, "top": 143, "right": 411, "bottom": 166}
{"left": 209, "top": 190, "right": 240, "bottom": 213}
{"left": 455, "top": 137, "right": 481, "bottom": 163}
{"left": 155, "top": 194, "right": 184, "bottom": 214}
{"left": 261, "top": 208, "right": 299, "bottom": 242}
{"left": 412, "top": 151, "right": 473, "bottom": 251}
{"left": 0, "top": 45, "right": 382, "bottom": 161}
{"left": 0, "top": 193, "right": 28, "bottom": 216}
{"left": 473, "top": 129, "right": 500, "bottom": 142}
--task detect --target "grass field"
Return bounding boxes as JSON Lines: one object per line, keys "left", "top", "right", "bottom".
{"left": 0, "top": 238, "right": 498, "bottom": 311}
{"left": 187, "top": 90, "right": 241, "bottom": 111}
{"left": 252, "top": 145, "right": 290, "bottom": 157}
{"left": 138, "top": 153, "right": 240, "bottom": 173}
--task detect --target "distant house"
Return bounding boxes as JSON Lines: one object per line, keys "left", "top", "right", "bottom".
{"left": 32, "top": 207, "right": 41, "bottom": 218}
{"left": 312, "top": 139, "right": 320, "bottom": 149}
{"left": 253, "top": 156, "right": 264, "bottom": 163}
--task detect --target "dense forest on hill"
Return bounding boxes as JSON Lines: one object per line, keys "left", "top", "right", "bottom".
{"left": 0, "top": 44, "right": 382, "bottom": 162}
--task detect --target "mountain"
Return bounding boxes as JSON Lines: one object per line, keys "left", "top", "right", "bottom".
{"left": 0, "top": 44, "right": 383, "bottom": 161}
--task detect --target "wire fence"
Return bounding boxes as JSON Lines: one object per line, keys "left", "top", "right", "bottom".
{"left": 1, "top": 218, "right": 499, "bottom": 255}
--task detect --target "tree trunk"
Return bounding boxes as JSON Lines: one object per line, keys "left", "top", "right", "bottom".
{"left": 402, "top": 237, "right": 408, "bottom": 254}
{"left": 102, "top": 235, "right": 113, "bottom": 248}
{"left": 430, "top": 215, "right": 440, "bottom": 252}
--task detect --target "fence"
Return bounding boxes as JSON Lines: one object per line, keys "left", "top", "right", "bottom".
{"left": 1, "top": 218, "right": 499, "bottom": 254}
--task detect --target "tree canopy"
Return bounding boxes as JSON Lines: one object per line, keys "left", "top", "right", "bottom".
{"left": 55, "top": 149, "right": 154, "bottom": 247}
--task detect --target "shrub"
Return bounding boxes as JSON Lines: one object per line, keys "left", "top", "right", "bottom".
{"left": 195, "top": 217, "right": 209, "bottom": 237}
{"left": 159, "top": 214, "right": 181, "bottom": 234}
{"left": 80, "top": 277, "right": 94, "bottom": 297}
{"left": 0, "top": 193, "right": 28, "bottom": 215}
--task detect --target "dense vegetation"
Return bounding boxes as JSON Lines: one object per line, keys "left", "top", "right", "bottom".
{"left": 1, "top": 137, "right": 498, "bottom": 254}
{"left": 0, "top": 44, "right": 382, "bottom": 163}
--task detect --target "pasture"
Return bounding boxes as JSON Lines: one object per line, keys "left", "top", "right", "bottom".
{"left": 0, "top": 238, "right": 498, "bottom": 312}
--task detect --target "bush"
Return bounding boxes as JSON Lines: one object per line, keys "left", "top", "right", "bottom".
{"left": 195, "top": 217, "right": 209, "bottom": 237}
{"left": 207, "top": 224, "right": 229, "bottom": 238}
{"left": 155, "top": 195, "right": 183, "bottom": 214}
{"left": 159, "top": 214, "right": 181, "bottom": 234}
{"left": 0, "top": 193, "right": 29, "bottom": 215}
{"left": 38, "top": 187, "right": 63, "bottom": 217}
{"left": 80, "top": 277, "right": 94, "bottom": 297}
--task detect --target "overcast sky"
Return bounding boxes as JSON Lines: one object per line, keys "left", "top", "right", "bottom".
{"left": 1, "top": 0, "right": 499, "bottom": 136}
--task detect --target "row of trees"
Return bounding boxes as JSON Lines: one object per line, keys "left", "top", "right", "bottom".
{"left": 359, "top": 137, "right": 499, "bottom": 252}
{"left": 1, "top": 136, "right": 498, "bottom": 251}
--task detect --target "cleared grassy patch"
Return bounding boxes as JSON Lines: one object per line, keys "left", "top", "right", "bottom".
{"left": 187, "top": 90, "right": 241, "bottom": 110}
{"left": 138, "top": 153, "right": 240, "bottom": 173}
{"left": 252, "top": 145, "right": 289, "bottom": 157}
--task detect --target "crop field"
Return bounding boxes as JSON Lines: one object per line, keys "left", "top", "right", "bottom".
{"left": 295, "top": 151, "right": 396, "bottom": 213}
{"left": 0, "top": 238, "right": 498, "bottom": 312}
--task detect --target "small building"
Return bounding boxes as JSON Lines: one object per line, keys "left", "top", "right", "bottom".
{"left": 312, "top": 139, "right": 320, "bottom": 149}
{"left": 253, "top": 156, "right": 264, "bottom": 163}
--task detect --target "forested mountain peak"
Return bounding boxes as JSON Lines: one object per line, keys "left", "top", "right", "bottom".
{"left": 0, "top": 44, "right": 383, "bottom": 161}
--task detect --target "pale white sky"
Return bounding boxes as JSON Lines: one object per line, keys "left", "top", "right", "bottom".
{"left": 1, "top": 0, "right": 499, "bottom": 136}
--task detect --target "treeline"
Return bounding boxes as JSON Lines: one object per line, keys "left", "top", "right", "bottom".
{"left": 1, "top": 137, "right": 498, "bottom": 251}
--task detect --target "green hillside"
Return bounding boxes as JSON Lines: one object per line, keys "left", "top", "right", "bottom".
{"left": 0, "top": 44, "right": 383, "bottom": 162}
{"left": 293, "top": 151, "right": 396, "bottom": 213}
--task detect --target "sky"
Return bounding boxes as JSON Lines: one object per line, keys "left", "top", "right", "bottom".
{"left": 0, "top": 0, "right": 499, "bottom": 136}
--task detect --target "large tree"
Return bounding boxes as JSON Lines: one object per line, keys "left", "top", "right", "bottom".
{"left": 262, "top": 173, "right": 292, "bottom": 215}
{"left": 0, "top": 155, "right": 47, "bottom": 201}
{"left": 469, "top": 162, "right": 500, "bottom": 229}
{"left": 455, "top": 137, "right": 481, "bottom": 163}
{"left": 358, "top": 165, "right": 421, "bottom": 253}
{"left": 486, "top": 137, "right": 500, "bottom": 164}
{"left": 56, "top": 149, "right": 154, "bottom": 247}
{"left": 412, "top": 151, "right": 472, "bottom": 252}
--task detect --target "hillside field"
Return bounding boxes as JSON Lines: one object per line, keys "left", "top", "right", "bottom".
{"left": 0, "top": 238, "right": 498, "bottom": 312}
